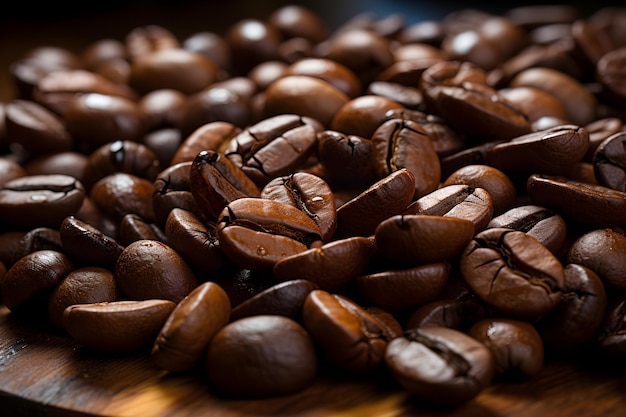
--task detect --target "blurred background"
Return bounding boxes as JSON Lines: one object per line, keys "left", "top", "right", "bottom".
{"left": 0, "top": 0, "right": 623, "bottom": 100}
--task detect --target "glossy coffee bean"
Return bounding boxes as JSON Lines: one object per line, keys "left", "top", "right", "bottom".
{"left": 273, "top": 236, "right": 375, "bottom": 291}
{"left": 164, "top": 208, "right": 224, "bottom": 274}
{"left": 1, "top": 250, "right": 74, "bottom": 313}
{"left": 567, "top": 228, "right": 626, "bottom": 290}
{"left": 284, "top": 57, "right": 361, "bottom": 98}
{"left": 316, "top": 130, "right": 375, "bottom": 188}
{"left": 268, "top": 5, "right": 329, "bottom": 43}
{"left": 467, "top": 318, "right": 544, "bottom": 378}
{"left": 119, "top": 213, "right": 168, "bottom": 246}
{"left": 170, "top": 121, "right": 241, "bottom": 166}
{"left": 261, "top": 172, "right": 337, "bottom": 241}
{"left": 460, "top": 228, "right": 565, "bottom": 319}
{"left": 584, "top": 117, "right": 623, "bottom": 162}
{"left": 24, "top": 152, "right": 89, "bottom": 185}
{"left": 538, "top": 263, "right": 607, "bottom": 351}
{"left": 90, "top": 173, "right": 155, "bottom": 223}
{"left": 405, "top": 184, "right": 494, "bottom": 234}
{"left": 335, "top": 169, "right": 415, "bottom": 238}
{"left": 405, "top": 299, "right": 486, "bottom": 331}
{"left": 594, "top": 131, "right": 626, "bottom": 192}
{"left": 230, "top": 279, "right": 318, "bottom": 322}
{"left": 152, "top": 282, "right": 231, "bottom": 372}
{"left": 216, "top": 197, "right": 322, "bottom": 271}
{"left": 487, "top": 205, "right": 567, "bottom": 254}
{"left": 152, "top": 162, "right": 203, "bottom": 227}
{"left": 63, "top": 299, "right": 176, "bottom": 352}
{"left": 11, "top": 227, "right": 63, "bottom": 264}
{"left": 527, "top": 173, "right": 626, "bottom": 228}
{"left": 0, "top": 174, "right": 85, "bottom": 229}
{"left": 125, "top": 24, "right": 180, "bottom": 61}
{"left": 302, "top": 290, "right": 392, "bottom": 372}
{"left": 597, "top": 47, "right": 626, "bottom": 106}
{"left": 384, "top": 326, "right": 494, "bottom": 405}
{"left": 597, "top": 297, "right": 626, "bottom": 358}
{"left": 206, "top": 315, "right": 317, "bottom": 397}
{"left": 371, "top": 118, "right": 441, "bottom": 199}
{"left": 224, "top": 114, "right": 321, "bottom": 186}
{"left": 115, "top": 239, "right": 199, "bottom": 303}
{"left": 330, "top": 95, "right": 404, "bottom": 139}
{"left": 189, "top": 150, "right": 260, "bottom": 221}
{"left": 225, "top": 19, "right": 283, "bottom": 74}
{"left": 375, "top": 214, "right": 475, "bottom": 265}
{"left": 48, "top": 266, "right": 120, "bottom": 330}
{"left": 356, "top": 262, "right": 451, "bottom": 311}
{"left": 59, "top": 215, "right": 125, "bottom": 267}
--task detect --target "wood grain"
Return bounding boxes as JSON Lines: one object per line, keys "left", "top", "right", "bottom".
{"left": 2, "top": 305, "right": 626, "bottom": 417}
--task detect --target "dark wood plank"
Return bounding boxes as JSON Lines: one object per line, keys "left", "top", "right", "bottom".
{"left": 2, "top": 305, "right": 626, "bottom": 417}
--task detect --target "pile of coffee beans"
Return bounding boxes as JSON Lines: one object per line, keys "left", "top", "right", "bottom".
{"left": 1, "top": 3, "right": 626, "bottom": 405}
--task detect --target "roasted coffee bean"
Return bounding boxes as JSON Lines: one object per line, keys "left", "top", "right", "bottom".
{"left": 498, "top": 86, "right": 568, "bottom": 125}
{"left": 119, "top": 213, "right": 168, "bottom": 246}
{"left": 467, "top": 318, "right": 544, "bottom": 378}
{"left": 273, "top": 236, "right": 375, "bottom": 291}
{"left": 224, "top": 114, "right": 321, "bottom": 186}
{"left": 597, "top": 297, "right": 626, "bottom": 358}
{"left": 284, "top": 57, "right": 361, "bottom": 98}
{"left": 584, "top": 117, "right": 623, "bottom": 162}
{"left": 487, "top": 205, "right": 567, "bottom": 254}
{"left": 527, "top": 173, "right": 626, "bottom": 228}
{"left": 64, "top": 93, "right": 147, "bottom": 149}
{"left": 83, "top": 140, "right": 161, "bottom": 190}
{"left": 439, "top": 140, "right": 505, "bottom": 180}
{"left": 460, "top": 228, "right": 565, "bottom": 319}
{"left": 567, "top": 228, "right": 626, "bottom": 290}
{"left": 48, "top": 266, "right": 121, "bottom": 330}
{"left": 182, "top": 31, "right": 231, "bottom": 70}
{"left": 597, "top": 47, "right": 626, "bottom": 106}
{"left": 316, "top": 130, "right": 375, "bottom": 188}
{"left": 170, "top": 121, "right": 241, "bottom": 166}
{"left": 384, "top": 326, "right": 494, "bottom": 405}
{"left": 125, "top": 24, "right": 179, "bottom": 61}
{"left": 330, "top": 95, "right": 404, "bottom": 140}
{"left": 1, "top": 250, "right": 74, "bottom": 313}
{"left": 356, "top": 262, "right": 451, "bottom": 311}
{"left": 129, "top": 48, "right": 219, "bottom": 95}
{"left": 443, "top": 164, "right": 516, "bottom": 215}
{"left": 302, "top": 290, "right": 393, "bottom": 372}
{"left": 5, "top": 99, "right": 73, "bottom": 155}
{"left": 371, "top": 118, "right": 440, "bottom": 199}
{"left": 115, "top": 239, "right": 199, "bottom": 303}
{"left": 24, "top": 152, "right": 89, "bottom": 185}
{"left": 152, "top": 282, "right": 231, "bottom": 372}
{"left": 485, "top": 125, "right": 590, "bottom": 176}
{"left": 152, "top": 161, "right": 204, "bottom": 227}
{"left": 269, "top": 5, "right": 329, "bottom": 43}
{"left": 217, "top": 197, "right": 322, "bottom": 271}
{"left": 225, "top": 19, "right": 283, "bottom": 74}
{"left": 190, "top": 150, "right": 260, "bottom": 221}
{"left": 593, "top": 131, "right": 626, "bottom": 192}
{"left": 63, "top": 299, "right": 176, "bottom": 353}
{"left": 12, "top": 227, "right": 63, "bottom": 264}
{"left": 139, "top": 88, "right": 187, "bottom": 130}
{"left": 0, "top": 174, "right": 85, "bottom": 229}
{"left": 405, "top": 299, "right": 486, "bottom": 331}
{"left": 404, "top": 184, "right": 494, "bottom": 234}
{"left": 261, "top": 172, "right": 337, "bottom": 241}
{"left": 59, "top": 215, "right": 125, "bottom": 266}
{"left": 538, "top": 263, "right": 607, "bottom": 351}
{"left": 140, "top": 128, "right": 183, "bottom": 174}
{"left": 206, "top": 315, "right": 317, "bottom": 397}
{"left": 164, "top": 208, "right": 224, "bottom": 274}
{"left": 90, "top": 172, "right": 155, "bottom": 223}
{"left": 230, "top": 279, "right": 318, "bottom": 322}
{"left": 375, "top": 214, "right": 475, "bottom": 265}
{"left": 0, "top": 157, "right": 27, "bottom": 187}
{"left": 335, "top": 168, "right": 415, "bottom": 238}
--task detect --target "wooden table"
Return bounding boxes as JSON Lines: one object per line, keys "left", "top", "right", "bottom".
{"left": 2, "top": 305, "right": 626, "bottom": 417}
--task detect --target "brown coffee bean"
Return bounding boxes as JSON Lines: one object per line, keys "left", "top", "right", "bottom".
{"left": 384, "top": 326, "right": 494, "bottom": 405}
{"left": 152, "top": 282, "right": 231, "bottom": 372}
{"left": 261, "top": 172, "right": 337, "bottom": 241}
{"left": 59, "top": 215, "right": 125, "bottom": 267}
{"left": 24, "top": 152, "right": 89, "bottom": 185}
{"left": 538, "top": 263, "right": 607, "bottom": 350}
{"left": 285, "top": 57, "right": 361, "bottom": 98}
{"left": 119, "top": 213, "right": 168, "bottom": 246}
{"left": 405, "top": 299, "right": 486, "bottom": 331}
{"left": 225, "top": 19, "right": 283, "bottom": 74}
{"left": 597, "top": 47, "right": 626, "bottom": 106}
{"left": 527, "top": 173, "right": 626, "bottom": 228}
{"left": 206, "top": 315, "right": 317, "bottom": 397}
{"left": 356, "top": 262, "right": 451, "bottom": 311}
{"left": 584, "top": 117, "right": 623, "bottom": 162}
{"left": 63, "top": 299, "right": 176, "bottom": 352}
{"left": 230, "top": 279, "right": 318, "bottom": 322}
{"left": 371, "top": 118, "right": 441, "bottom": 199}
{"left": 1, "top": 250, "right": 74, "bottom": 313}
{"left": 12, "top": 227, "right": 63, "bottom": 265}
{"left": 216, "top": 197, "right": 322, "bottom": 271}
{"left": 335, "top": 168, "right": 416, "bottom": 238}
{"left": 268, "top": 5, "right": 329, "bottom": 43}
{"left": 375, "top": 214, "right": 475, "bottom": 265}
{"left": 125, "top": 24, "right": 180, "bottom": 61}
{"left": 48, "top": 267, "right": 120, "bottom": 330}
{"left": 0, "top": 174, "right": 86, "bottom": 229}
{"left": 316, "top": 130, "right": 375, "bottom": 188}
{"left": 460, "top": 228, "right": 565, "bottom": 319}
{"left": 330, "top": 95, "right": 404, "bottom": 139}
{"left": 467, "top": 318, "right": 544, "bottom": 378}
{"left": 115, "top": 239, "right": 199, "bottom": 303}
{"left": 487, "top": 205, "right": 567, "bottom": 255}
{"left": 302, "top": 290, "right": 392, "bottom": 372}
{"left": 152, "top": 161, "right": 204, "bottom": 227}
{"left": 90, "top": 173, "right": 155, "bottom": 223}
{"left": 170, "top": 121, "right": 241, "bottom": 166}
{"left": 594, "top": 131, "right": 626, "bottom": 192}
{"left": 273, "top": 236, "right": 375, "bottom": 291}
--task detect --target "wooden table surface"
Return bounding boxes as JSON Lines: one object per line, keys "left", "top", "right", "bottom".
{"left": 2, "top": 305, "right": 626, "bottom": 417}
